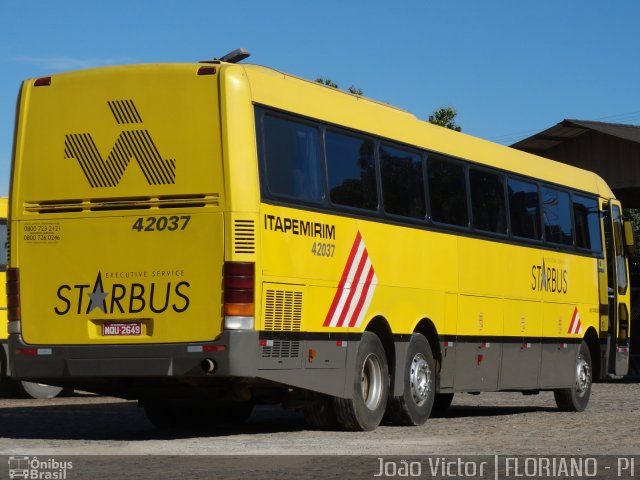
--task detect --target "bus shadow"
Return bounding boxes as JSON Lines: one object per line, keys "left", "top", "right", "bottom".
{"left": 430, "top": 404, "right": 557, "bottom": 419}
{"left": 0, "top": 401, "right": 563, "bottom": 440}
{"left": 0, "top": 402, "right": 308, "bottom": 441}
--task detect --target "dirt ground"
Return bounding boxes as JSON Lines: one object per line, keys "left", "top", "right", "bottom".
{"left": 0, "top": 381, "right": 638, "bottom": 456}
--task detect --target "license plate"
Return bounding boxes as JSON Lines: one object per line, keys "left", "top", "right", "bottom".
{"left": 101, "top": 322, "right": 142, "bottom": 336}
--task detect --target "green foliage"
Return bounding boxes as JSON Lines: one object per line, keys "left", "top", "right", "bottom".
{"left": 315, "top": 77, "right": 339, "bottom": 89}
{"left": 315, "top": 77, "right": 363, "bottom": 95}
{"left": 428, "top": 106, "right": 462, "bottom": 132}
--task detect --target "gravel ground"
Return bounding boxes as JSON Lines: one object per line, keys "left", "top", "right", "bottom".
{"left": 0, "top": 381, "right": 638, "bottom": 456}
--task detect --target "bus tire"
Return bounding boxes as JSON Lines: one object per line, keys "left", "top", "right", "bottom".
{"left": 386, "top": 334, "right": 435, "bottom": 426}
{"left": 333, "top": 331, "right": 389, "bottom": 431}
{"left": 433, "top": 393, "right": 454, "bottom": 413}
{"left": 302, "top": 395, "right": 339, "bottom": 430}
{"left": 17, "top": 381, "right": 65, "bottom": 399}
{"left": 554, "top": 340, "right": 592, "bottom": 412}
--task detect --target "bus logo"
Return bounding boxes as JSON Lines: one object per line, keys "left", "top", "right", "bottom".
{"left": 63, "top": 99, "right": 176, "bottom": 188}
{"left": 323, "top": 231, "right": 377, "bottom": 328}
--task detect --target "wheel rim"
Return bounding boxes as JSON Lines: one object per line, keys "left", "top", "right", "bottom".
{"left": 361, "top": 353, "right": 383, "bottom": 410}
{"left": 409, "top": 353, "right": 432, "bottom": 406}
{"left": 575, "top": 353, "right": 591, "bottom": 396}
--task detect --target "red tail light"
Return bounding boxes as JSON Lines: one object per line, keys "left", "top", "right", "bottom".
{"left": 197, "top": 66, "right": 217, "bottom": 76}
{"left": 223, "top": 262, "right": 254, "bottom": 316}
{"left": 34, "top": 76, "right": 52, "bottom": 87}
{"left": 6, "top": 267, "right": 21, "bottom": 322}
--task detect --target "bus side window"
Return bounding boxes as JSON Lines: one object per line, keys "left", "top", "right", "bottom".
{"left": 573, "top": 195, "right": 602, "bottom": 253}
{"left": 380, "top": 143, "right": 425, "bottom": 219}
{"left": 541, "top": 186, "right": 573, "bottom": 246}
{"left": 262, "top": 114, "right": 324, "bottom": 204}
{"left": 427, "top": 155, "right": 468, "bottom": 227}
{"left": 469, "top": 168, "right": 507, "bottom": 234}
{"left": 508, "top": 178, "right": 541, "bottom": 240}
{"left": 326, "top": 130, "right": 377, "bottom": 211}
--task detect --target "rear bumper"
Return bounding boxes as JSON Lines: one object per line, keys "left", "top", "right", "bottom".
{"left": 8, "top": 331, "right": 259, "bottom": 380}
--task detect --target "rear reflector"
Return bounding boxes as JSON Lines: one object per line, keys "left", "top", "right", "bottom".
{"left": 16, "top": 348, "right": 53, "bottom": 356}
{"left": 187, "top": 344, "right": 227, "bottom": 353}
{"left": 6, "top": 268, "right": 20, "bottom": 322}
{"left": 16, "top": 348, "right": 37, "bottom": 356}
{"left": 34, "top": 77, "right": 52, "bottom": 87}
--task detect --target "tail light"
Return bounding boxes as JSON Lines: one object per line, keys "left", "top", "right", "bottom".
{"left": 34, "top": 76, "right": 52, "bottom": 87}
{"left": 223, "top": 262, "right": 254, "bottom": 330}
{"left": 6, "top": 267, "right": 21, "bottom": 322}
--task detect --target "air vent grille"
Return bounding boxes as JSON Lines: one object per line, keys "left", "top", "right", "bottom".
{"left": 264, "top": 290, "right": 302, "bottom": 331}
{"left": 234, "top": 219, "right": 255, "bottom": 254}
{"left": 23, "top": 194, "right": 219, "bottom": 213}
{"left": 261, "top": 331, "right": 301, "bottom": 358}
{"left": 262, "top": 289, "right": 302, "bottom": 359}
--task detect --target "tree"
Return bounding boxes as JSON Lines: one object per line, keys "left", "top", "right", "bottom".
{"left": 315, "top": 77, "right": 338, "bottom": 89}
{"left": 315, "top": 77, "right": 363, "bottom": 96}
{"left": 428, "top": 106, "right": 462, "bottom": 132}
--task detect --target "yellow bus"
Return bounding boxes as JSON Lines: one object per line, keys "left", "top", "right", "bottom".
{"left": 7, "top": 51, "right": 634, "bottom": 430}
{"left": 1, "top": 197, "right": 65, "bottom": 398}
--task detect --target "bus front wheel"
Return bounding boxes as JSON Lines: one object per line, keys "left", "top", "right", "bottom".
{"left": 386, "top": 334, "right": 435, "bottom": 426}
{"left": 333, "top": 332, "right": 389, "bottom": 431}
{"left": 17, "top": 381, "right": 65, "bottom": 399}
{"left": 554, "top": 340, "right": 592, "bottom": 412}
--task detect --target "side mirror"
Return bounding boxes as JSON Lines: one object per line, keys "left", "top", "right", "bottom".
{"left": 623, "top": 220, "right": 635, "bottom": 255}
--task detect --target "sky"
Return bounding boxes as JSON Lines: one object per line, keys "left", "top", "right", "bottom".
{"left": 1, "top": 0, "right": 639, "bottom": 196}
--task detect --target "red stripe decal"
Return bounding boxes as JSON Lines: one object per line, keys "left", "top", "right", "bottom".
{"left": 347, "top": 267, "right": 376, "bottom": 328}
{"left": 323, "top": 232, "right": 362, "bottom": 327}
{"left": 335, "top": 248, "right": 369, "bottom": 327}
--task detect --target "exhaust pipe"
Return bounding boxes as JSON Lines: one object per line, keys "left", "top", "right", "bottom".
{"left": 201, "top": 358, "right": 216, "bottom": 374}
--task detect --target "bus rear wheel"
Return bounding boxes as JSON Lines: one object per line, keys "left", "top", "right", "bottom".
{"left": 554, "top": 340, "right": 592, "bottom": 412}
{"left": 302, "top": 395, "right": 339, "bottom": 430}
{"left": 386, "top": 334, "right": 435, "bottom": 426}
{"left": 333, "top": 332, "right": 389, "bottom": 431}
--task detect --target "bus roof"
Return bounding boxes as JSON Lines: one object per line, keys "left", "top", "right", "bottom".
{"left": 239, "top": 63, "right": 614, "bottom": 199}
